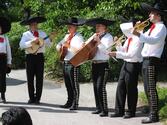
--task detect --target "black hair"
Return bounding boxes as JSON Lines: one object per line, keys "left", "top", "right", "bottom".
{"left": 0, "top": 107, "right": 33, "bottom": 125}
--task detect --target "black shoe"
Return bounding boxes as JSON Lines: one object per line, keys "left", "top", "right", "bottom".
{"left": 92, "top": 110, "right": 101, "bottom": 114}
{"left": 1, "top": 93, "right": 6, "bottom": 103}
{"left": 123, "top": 113, "right": 135, "bottom": 119}
{"left": 2, "top": 99, "right": 6, "bottom": 103}
{"left": 28, "top": 99, "right": 35, "bottom": 104}
{"left": 35, "top": 100, "right": 40, "bottom": 105}
{"left": 99, "top": 112, "right": 108, "bottom": 117}
{"left": 60, "top": 103, "right": 72, "bottom": 108}
{"left": 69, "top": 105, "right": 78, "bottom": 110}
{"left": 109, "top": 112, "right": 124, "bottom": 117}
{"left": 141, "top": 117, "right": 159, "bottom": 124}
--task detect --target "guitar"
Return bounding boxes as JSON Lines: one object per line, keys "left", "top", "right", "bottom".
{"left": 25, "top": 32, "right": 56, "bottom": 54}
{"left": 60, "top": 42, "right": 70, "bottom": 61}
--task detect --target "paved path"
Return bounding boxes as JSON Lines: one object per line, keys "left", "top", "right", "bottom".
{"left": 0, "top": 69, "right": 163, "bottom": 125}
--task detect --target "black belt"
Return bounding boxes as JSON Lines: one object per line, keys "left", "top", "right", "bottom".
{"left": 143, "top": 57, "right": 159, "bottom": 60}
{"left": 0, "top": 53, "right": 7, "bottom": 57}
{"left": 26, "top": 53, "right": 43, "bottom": 56}
{"left": 64, "top": 61, "right": 71, "bottom": 64}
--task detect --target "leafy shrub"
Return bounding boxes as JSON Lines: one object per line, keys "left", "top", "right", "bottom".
{"left": 139, "top": 86, "right": 167, "bottom": 120}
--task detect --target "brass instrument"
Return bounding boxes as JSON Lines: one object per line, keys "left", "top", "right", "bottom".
{"left": 107, "top": 18, "right": 150, "bottom": 50}
{"left": 107, "top": 35, "right": 126, "bottom": 50}
{"left": 133, "top": 18, "right": 150, "bottom": 31}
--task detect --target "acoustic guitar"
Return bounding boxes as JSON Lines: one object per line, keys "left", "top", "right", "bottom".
{"left": 25, "top": 32, "right": 56, "bottom": 54}
{"left": 59, "top": 43, "right": 70, "bottom": 61}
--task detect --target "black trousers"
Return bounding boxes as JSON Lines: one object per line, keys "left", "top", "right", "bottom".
{"left": 0, "top": 55, "right": 7, "bottom": 93}
{"left": 63, "top": 61, "right": 80, "bottom": 106}
{"left": 92, "top": 62, "right": 109, "bottom": 113}
{"left": 115, "top": 61, "right": 141, "bottom": 115}
{"left": 26, "top": 53, "right": 44, "bottom": 101}
{"left": 142, "top": 57, "right": 159, "bottom": 120}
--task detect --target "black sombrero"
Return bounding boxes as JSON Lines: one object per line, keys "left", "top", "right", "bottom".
{"left": 20, "top": 8, "right": 46, "bottom": 25}
{"left": 0, "top": 17, "right": 11, "bottom": 34}
{"left": 20, "top": 16, "right": 46, "bottom": 25}
{"left": 118, "top": 16, "right": 138, "bottom": 25}
{"left": 141, "top": 2, "right": 167, "bottom": 16}
{"left": 86, "top": 17, "right": 115, "bottom": 26}
{"left": 60, "top": 17, "right": 86, "bottom": 26}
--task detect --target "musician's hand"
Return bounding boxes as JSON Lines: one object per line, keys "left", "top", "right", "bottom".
{"left": 132, "top": 21, "right": 141, "bottom": 37}
{"left": 93, "top": 35, "right": 100, "bottom": 44}
{"left": 34, "top": 38, "right": 40, "bottom": 44}
{"left": 114, "top": 36, "right": 118, "bottom": 41}
{"left": 108, "top": 51, "right": 116, "bottom": 57}
{"left": 132, "top": 28, "right": 140, "bottom": 37}
{"left": 7, "top": 64, "right": 12, "bottom": 68}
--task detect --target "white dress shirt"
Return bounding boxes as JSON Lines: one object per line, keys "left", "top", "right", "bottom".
{"left": 19, "top": 30, "right": 51, "bottom": 54}
{"left": 116, "top": 36, "right": 143, "bottom": 62}
{"left": 139, "top": 21, "right": 167, "bottom": 58}
{"left": 56, "top": 32, "right": 84, "bottom": 60}
{"left": 0, "top": 35, "right": 12, "bottom": 64}
{"left": 92, "top": 33, "right": 113, "bottom": 61}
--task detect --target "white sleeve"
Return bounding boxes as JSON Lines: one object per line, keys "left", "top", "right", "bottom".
{"left": 56, "top": 35, "right": 67, "bottom": 52}
{"left": 98, "top": 35, "right": 114, "bottom": 50}
{"left": 5, "top": 36, "right": 12, "bottom": 64}
{"left": 116, "top": 41, "right": 142, "bottom": 59}
{"left": 139, "top": 25, "right": 167, "bottom": 44}
{"left": 19, "top": 33, "right": 32, "bottom": 49}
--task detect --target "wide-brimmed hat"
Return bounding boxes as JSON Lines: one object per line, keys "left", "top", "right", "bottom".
{"left": 60, "top": 17, "right": 86, "bottom": 26}
{"left": 118, "top": 16, "right": 139, "bottom": 27}
{"left": 20, "top": 16, "right": 46, "bottom": 25}
{"left": 86, "top": 17, "right": 115, "bottom": 26}
{"left": 0, "top": 17, "right": 11, "bottom": 34}
{"left": 141, "top": 2, "right": 167, "bottom": 16}
{"left": 20, "top": 8, "right": 46, "bottom": 25}
{"left": 118, "top": 16, "right": 138, "bottom": 24}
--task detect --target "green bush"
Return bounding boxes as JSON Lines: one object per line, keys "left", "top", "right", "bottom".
{"left": 8, "top": 23, "right": 26, "bottom": 69}
{"left": 139, "top": 86, "right": 167, "bottom": 120}
{"left": 6, "top": 0, "right": 163, "bottom": 82}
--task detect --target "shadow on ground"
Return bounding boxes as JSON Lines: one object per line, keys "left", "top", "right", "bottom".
{"left": 6, "top": 78, "right": 26, "bottom": 86}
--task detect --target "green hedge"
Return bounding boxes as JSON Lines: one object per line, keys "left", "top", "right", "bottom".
{"left": 139, "top": 86, "right": 167, "bottom": 121}
{"left": 7, "top": 0, "right": 163, "bottom": 82}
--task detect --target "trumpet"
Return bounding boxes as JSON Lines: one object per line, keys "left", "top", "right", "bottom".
{"left": 106, "top": 35, "right": 126, "bottom": 50}
{"left": 133, "top": 18, "right": 150, "bottom": 31}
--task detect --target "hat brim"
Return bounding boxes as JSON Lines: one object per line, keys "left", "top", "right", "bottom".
{"left": 118, "top": 15, "right": 128, "bottom": 23}
{"left": 0, "top": 17, "right": 11, "bottom": 34}
{"left": 141, "top": 3, "right": 167, "bottom": 16}
{"left": 86, "top": 18, "right": 114, "bottom": 26}
{"left": 20, "top": 17, "right": 46, "bottom": 25}
{"left": 61, "top": 18, "right": 86, "bottom": 26}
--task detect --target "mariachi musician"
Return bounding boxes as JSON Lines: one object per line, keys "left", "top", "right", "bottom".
{"left": 19, "top": 10, "right": 52, "bottom": 104}
{"left": 108, "top": 17, "right": 143, "bottom": 119}
{"left": 56, "top": 17, "right": 85, "bottom": 110}
{"left": 85, "top": 17, "right": 114, "bottom": 117}
{"left": 0, "top": 17, "right": 12, "bottom": 103}
{"left": 132, "top": 2, "right": 167, "bottom": 124}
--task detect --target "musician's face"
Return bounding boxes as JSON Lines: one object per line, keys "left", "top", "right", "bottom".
{"left": 29, "top": 22, "right": 38, "bottom": 31}
{"left": 149, "top": 11, "right": 161, "bottom": 23}
{"left": 95, "top": 24, "right": 107, "bottom": 33}
{"left": 67, "top": 25, "right": 77, "bottom": 34}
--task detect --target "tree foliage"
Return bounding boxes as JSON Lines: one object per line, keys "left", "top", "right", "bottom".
{"left": 1, "top": 0, "right": 155, "bottom": 81}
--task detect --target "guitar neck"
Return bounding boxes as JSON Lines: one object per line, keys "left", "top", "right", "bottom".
{"left": 43, "top": 36, "right": 49, "bottom": 40}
